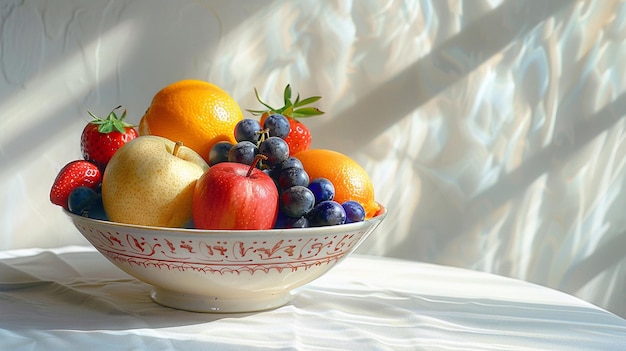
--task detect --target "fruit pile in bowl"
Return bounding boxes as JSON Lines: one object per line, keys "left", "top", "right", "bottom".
{"left": 50, "top": 80, "right": 387, "bottom": 313}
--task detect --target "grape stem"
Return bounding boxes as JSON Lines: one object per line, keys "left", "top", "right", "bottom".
{"left": 247, "top": 154, "right": 268, "bottom": 177}
{"left": 256, "top": 128, "right": 269, "bottom": 147}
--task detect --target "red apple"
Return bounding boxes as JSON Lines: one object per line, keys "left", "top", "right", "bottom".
{"left": 193, "top": 159, "right": 279, "bottom": 230}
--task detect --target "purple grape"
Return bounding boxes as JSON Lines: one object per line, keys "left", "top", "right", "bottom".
{"left": 278, "top": 167, "right": 309, "bottom": 190}
{"left": 285, "top": 216, "right": 310, "bottom": 228}
{"left": 228, "top": 141, "right": 258, "bottom": 165}
{"left": 259, "top": 136, "right": 289, "bottom": 166}
{"left": 234, "top": 119, "right": 263, "bottom": 143}
{"left": 208, "top": 141, "right": 233, "bottom": 166}
{"left": 263, "top": 113, "right": 290, "bottom": 138}
{"left": 280, "top": 156, "right": 303, "bottom": 170}
{"left": 281, "top": 186, "right": 315, "bottom": 218}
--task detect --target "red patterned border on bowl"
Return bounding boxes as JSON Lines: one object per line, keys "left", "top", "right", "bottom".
{"left": 78, "top": 224, "right": 367, "bottom": 275}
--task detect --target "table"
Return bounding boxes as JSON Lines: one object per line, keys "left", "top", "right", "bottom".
{"left": 1, "top": 246, "right": 624, "bottom": 350}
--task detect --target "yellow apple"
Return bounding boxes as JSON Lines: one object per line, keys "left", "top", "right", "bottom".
{"left": 102, "top": 135, "right": 209, "bottom": 227}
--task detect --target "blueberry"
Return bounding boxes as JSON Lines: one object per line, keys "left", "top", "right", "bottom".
{"left": 208, "top": 141, "right": 233, "bottom": 166}
{"left": 68, "top": 186, "right": 101, "bottom": 216}
{"left": 342, "top": 200, "right": 365, "bottom": 223}
{"left": 273, "top": 211, "right": 289, "bottom": 229}
{"left": 308, "top": 178, "right": 335, "bottom": 204}
{"left": 263, "top": 114, "right": 290, "bottom": 138}
{"left": 307, "top": 200, "right": 346, "bottom": 227}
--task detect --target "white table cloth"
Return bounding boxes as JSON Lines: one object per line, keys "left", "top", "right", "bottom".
{"left": 1, "top": 246, "right": 625, "bottom": 350}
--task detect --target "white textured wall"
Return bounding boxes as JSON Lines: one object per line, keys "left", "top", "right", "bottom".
{"left": 1, "top": 0, "right": 624, "bottom": 317}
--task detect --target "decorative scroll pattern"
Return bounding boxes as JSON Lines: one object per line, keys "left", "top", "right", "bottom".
{"left": 77, "top": 223, "right": 367, "bottom": 275}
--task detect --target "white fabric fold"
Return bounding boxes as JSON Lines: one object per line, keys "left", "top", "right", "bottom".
{"left": 0, "top": 247, "right": 624, "bottom": 350}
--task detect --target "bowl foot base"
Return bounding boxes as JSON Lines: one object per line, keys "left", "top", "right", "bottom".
{"left": 150, "top": 287, "right": 293, "bottom": 313}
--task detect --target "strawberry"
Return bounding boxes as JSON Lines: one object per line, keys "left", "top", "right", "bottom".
{"left": 80, "top": 106, "right": 138, "bottom": 171}
{"left": 248, "top": 84, "right": 323, "bottom": 155}
{"left": 283, "top": 117, "right": 312, "bottom": 155}
{"left": 50, "top": 160, "right": 102, "bottom": 209}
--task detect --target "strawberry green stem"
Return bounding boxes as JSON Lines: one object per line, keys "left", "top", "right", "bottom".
{"left": 87, "top": 106, "right": 133, "bottom": 134}
{"left": 246, "top": 85, "right": 325, "bottom": 118}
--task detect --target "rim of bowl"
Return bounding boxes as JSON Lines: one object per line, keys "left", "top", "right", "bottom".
{"left": 63, "top": 202, "right": 387, "bottom": 234}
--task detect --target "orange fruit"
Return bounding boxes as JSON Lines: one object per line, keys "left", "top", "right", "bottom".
{"left": 294, "top": 149, "right": 380, "bottom": 219}
{"left": 139, "top": 79, "right": 242, "bottom": 162}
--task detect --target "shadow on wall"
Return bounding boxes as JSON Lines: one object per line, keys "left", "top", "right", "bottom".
{"left": 314, "top": 0, "right": 579, "bottom": 154}
{"left": 346, "top": 0, "right": 581, "bottom": 257}
{"left": 468, "top": 92, "right": 626, "bottom": 224}
{"left": 341, "top": 0, "right": 626, "bottom": 317}
{"left": 0, "top": 0, "right": 269, "bottom": 176}
{"left": 0, "top": 0, "right": 270, "bottom": 249}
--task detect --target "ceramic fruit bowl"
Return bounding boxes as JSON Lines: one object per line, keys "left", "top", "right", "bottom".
{"left": 65, "top": 204, "right": 387, "bottom": 313}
